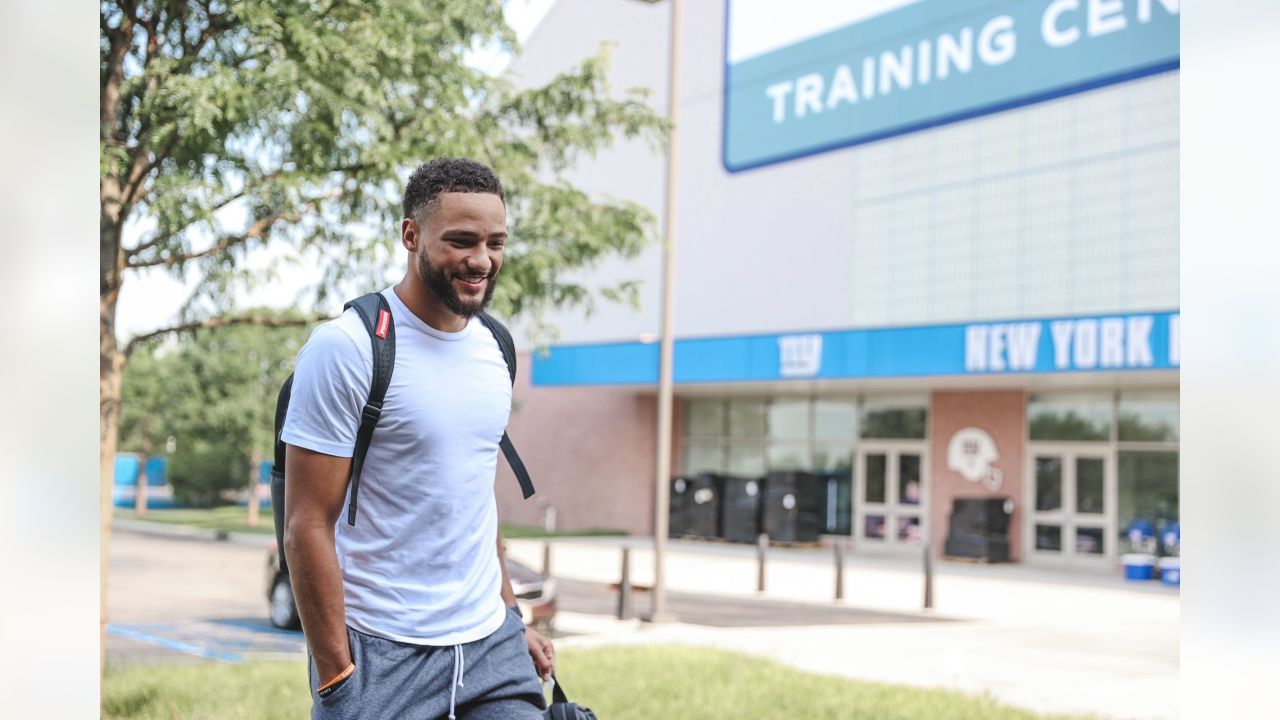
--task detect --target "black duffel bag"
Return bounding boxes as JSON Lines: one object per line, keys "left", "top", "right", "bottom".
{"left": 544, "top": 675, "right": 597, "bottom": 720}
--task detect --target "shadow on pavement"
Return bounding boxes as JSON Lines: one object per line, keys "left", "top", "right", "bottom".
{"left": 555, "top": 578, "right": 958, "bottom": 627}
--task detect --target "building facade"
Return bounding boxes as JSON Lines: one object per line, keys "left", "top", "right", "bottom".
{"left": 496, "top": 0, "right": 1179, "bottom": 571}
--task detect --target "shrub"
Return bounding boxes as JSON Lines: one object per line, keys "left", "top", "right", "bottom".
{"left": 168, "top": 439, "right": 248, "bottom": 508}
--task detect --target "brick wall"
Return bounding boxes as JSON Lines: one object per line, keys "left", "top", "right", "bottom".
{"left": 496, "top": 353, "right": 658, "bottom": 536}
{"left": 929, "top": 390, "right": 1027, "bottom": 561}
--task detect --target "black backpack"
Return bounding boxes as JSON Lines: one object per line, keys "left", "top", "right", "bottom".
{"left": 269, "top": 292, "right": 535, "bottom": 571}
{"left": 544, "top": 676, "right": 597, "bottom": 720}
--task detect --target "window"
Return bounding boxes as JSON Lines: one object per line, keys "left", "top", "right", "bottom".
{"left": 686, "top": 399, "right": 724, "bottom": 438}
{"left": 1028, "top": 394, "right": 1112, "bottom": 441}
{"left": 860, "top": 396, "right": 928, "bottom": 439}
{"left": 898, "top": 454, "right": 922, "bottom": 506}
{"left": 1036, "top": 524, "right": 1062, "bottom": 552}
{"left": 726, "top": 442, "right": 765, "bottom": 476}
{"left": 1118, "top": 393, "right": 1178, "bottom": 443}
{"left": 1035, "top": 456, "right": 1063, "bottom": 512}
{"left": 864, "top": 453, "right": 887, "bottom": 504}
{"left": 767, "top": 443, "right": 809, "bottom": 471}
{"left": 727, "top": 399, "right": 767, "bottom": 438}
{"left": 767, "top": 400, "right": 810, "bottom": 439}
{"left": 681, "top": 397, "right": 857, "bottom": 539}
{"left": 1118, "top": 450, "right": 1178, "bottom": 552}
{"left": 812, "top": 445, "right": 853, "bottom": 472}
{"left": 1075, "top": 457, "right": 1105, "bottom": 514}
{"left": 681, "top": 397, "right": 856, "bottom": 477}
{"left": 814, "top": 400, "right": 857, "bottom": 439}
{"left": 681, "top": 443, "right": 722, "bottom": 475}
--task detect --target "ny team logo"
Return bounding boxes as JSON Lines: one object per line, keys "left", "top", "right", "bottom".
{"left": 778, "top": 334, "right": 823, "bottom": 378}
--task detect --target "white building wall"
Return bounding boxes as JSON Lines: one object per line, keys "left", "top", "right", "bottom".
{"left": 504, "top": 0, "right": 669, "bottom": 347}
{"left": 506, "top": 0, "right": 1178, "bottom": 345}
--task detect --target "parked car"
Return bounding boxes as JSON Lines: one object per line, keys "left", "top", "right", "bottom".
{"left": 266, "top": 541, "right": 557, "bottom": 633}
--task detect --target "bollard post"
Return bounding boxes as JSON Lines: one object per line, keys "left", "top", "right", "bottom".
{"left": 617, "top": 546, "right": 633, "bottom": 620}
{"left": 756, "top": 533, "right": 768, "bottom": 593}
{"left": 542, "top": 541, "right": 553, "bottom": 578}
{"left": 923, "top": 541, "right": 934, "bottom": 610}
{"left": 834, "top": 540, "right": 845, "bottom": 601}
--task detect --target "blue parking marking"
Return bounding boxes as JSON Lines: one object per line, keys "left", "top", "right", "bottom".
{"left": 212, "top": 617, "right": 305, "bottom": 638}
{"left": 109, "top": 621, "right": 307, "bottom": 663}
{"left": 108, "top": 625, "right": 244, "bottom": 663}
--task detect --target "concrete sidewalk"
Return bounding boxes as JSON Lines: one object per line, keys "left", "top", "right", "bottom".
{"left": 111, "top": 519, "right": 1178, "bottom": 718}
{"left": 507, "top": 536, "right": 1179, "bottom": 720}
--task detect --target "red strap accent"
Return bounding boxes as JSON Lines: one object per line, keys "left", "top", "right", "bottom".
{"left": 375, "top": 309, "right": 391, "bottom": 339}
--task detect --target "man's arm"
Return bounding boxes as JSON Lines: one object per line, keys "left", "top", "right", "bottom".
{"left": 497, "top": 526, "right": 555, "bottom": 680}
{"left": 284, "top": 444, "right": 354, "bottom": 685}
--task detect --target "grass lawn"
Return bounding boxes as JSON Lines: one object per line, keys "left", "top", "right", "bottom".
{"left": 103, "top": 645, "right": 1103, "bottom": 720}
{"left": 114, "top": 507, "right": 277, "bottom": 535}
{"left": 500, "top": 524, "right": 627, "bottom": 539}
{"left": 114, "top": 507, "right": 625, "bottom": 540}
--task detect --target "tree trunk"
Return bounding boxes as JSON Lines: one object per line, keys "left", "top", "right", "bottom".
{"left": 136, "top": 431, "right": 154, "bottom": 516}
{"left": 134, "top": 455, "right": 149, "bottom": 516}
{"left": 247, "top": 447, "right": 262, "bottom": 528}
{"left": 99, "top": 301, "right": 125, "bottom": 674}
{"left": 101, "top": 11, "right": 135, "bottom": 677}
{"left": 100, "top": 179, "right": 127, "bottom": 675}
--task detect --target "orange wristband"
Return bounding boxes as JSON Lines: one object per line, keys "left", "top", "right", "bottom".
{"left": 317, "top": 662, "right": 354, "bottom": 696}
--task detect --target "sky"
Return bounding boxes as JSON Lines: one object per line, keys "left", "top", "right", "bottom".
{"left": 114, "top": 0, "right": 558, "bottom": 342}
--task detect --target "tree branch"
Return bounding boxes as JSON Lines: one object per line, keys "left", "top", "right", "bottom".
{"left": 126, "top": 210, "right": 289, "bottom": 269}
{"left": 125, "top": 313, "right": 326, "bottom": 357}
{"left": 100, "top": 13, "right": 134, "bottom": 136}
{"left": 125, "top": 184, "right": 254, "bottom": 259}
{"left": 120, "top": 133, "right": 179, "bottom": 213}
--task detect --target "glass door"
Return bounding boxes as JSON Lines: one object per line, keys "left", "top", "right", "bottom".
{"left": 1026, "top": 447, "right": 1115, "bottom": 566}
{"left": 855, "top": 443, "right": 928, "bottom": 550}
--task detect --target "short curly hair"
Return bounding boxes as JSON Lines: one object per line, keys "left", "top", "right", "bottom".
{"left": 402, "top": 157, "right": 505, "bottom": 223}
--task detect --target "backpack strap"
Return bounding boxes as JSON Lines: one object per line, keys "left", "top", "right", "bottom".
{"left": 343, "top": 292, "right": 396, "bottom": 525}
{"left": 479, "top": 313, "right": 536, "bottom": 500}
{"left": 270, "top": 374, "right": 295, "bottom": 570}
{"left": 550, "top": 674, "right": 570, "bottom": 705}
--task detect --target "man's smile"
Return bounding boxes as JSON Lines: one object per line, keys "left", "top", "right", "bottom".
{"left": 455, "top": 274, "right": 488, "bottom": 291}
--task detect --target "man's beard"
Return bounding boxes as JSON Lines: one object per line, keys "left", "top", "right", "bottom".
{"left": 418, "top": 253, "right": 497, "bottom": 319}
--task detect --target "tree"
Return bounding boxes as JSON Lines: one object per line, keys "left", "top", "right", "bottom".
{"left": 121, "top": 318, "right": 309, "bottom": 513}
{"left": 101, "top": 0, "right": 665, "bottom": 667}
{"left": 168, "top": 438, "right": 250, "bottom": 507}
{"left": 117, "top": 342, "right": 190, "bottom": 513}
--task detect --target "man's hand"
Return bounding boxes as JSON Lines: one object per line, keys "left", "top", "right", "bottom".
{"left": 525, "top": 625, "right": 555, "bottom": 681}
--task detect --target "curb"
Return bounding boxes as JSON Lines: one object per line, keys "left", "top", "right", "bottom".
{"left": 112, "top": 518, "right": 275, "bottom": 548}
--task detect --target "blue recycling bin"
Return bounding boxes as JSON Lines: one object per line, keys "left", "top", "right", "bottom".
{"left": 1159, "top": 521, "right": 1180, "bottom": 556}
{"left": 1121, "top": 553, "right": 1156, "bottom": 581}
{"left": 1125, "top": 518, "right": 1158, "bottom": 555}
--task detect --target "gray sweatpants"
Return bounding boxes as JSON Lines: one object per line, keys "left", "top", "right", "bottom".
{"left": 308, "top": 606, "right": 546, "bottom": 720}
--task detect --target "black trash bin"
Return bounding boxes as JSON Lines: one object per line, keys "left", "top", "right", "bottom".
{"left": 944, "top": 496, "right": 1013, "bottom": 562}
{"left": 762, "top": 471, "right": 825, "bottom": 543}
{"left": 719, "top": 475, "right": 764, "bottom": 543}
{"left": 671, "top": 475, "right": 722, "bottom": 539}
{"left": 669, "top": 476, "right": 693, "bottom": 538}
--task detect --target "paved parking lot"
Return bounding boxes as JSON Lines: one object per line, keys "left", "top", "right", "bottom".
{"left": 108, "top": 527, "right": 1179, "bottom": 719}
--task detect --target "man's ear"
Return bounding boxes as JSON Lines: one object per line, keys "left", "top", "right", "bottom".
{"left": 401, "top": 217, "right": 418, "bottom": 252}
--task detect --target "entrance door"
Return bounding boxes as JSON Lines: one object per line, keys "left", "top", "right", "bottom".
{"left": 855, "top": 443, "right": 928, "bottom": 550}
{"left": 1025, "top": 447, "right": 1115, "bottom": 566}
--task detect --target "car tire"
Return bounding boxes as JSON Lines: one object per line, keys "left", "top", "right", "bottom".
{"left": 269, "top": 574, "right": 302, "bottom": 630}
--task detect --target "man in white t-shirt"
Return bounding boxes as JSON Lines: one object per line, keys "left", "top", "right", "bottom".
{"left": 282, "top": 158, "right": 554, "bottom": 719}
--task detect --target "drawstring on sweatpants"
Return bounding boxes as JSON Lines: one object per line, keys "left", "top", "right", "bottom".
{"left": 448, "top": 644, "right": 466, "bottom": 720}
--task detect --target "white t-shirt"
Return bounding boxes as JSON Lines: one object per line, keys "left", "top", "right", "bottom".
{"left": 281, "top": 288, "right": 511, "bottom": 645}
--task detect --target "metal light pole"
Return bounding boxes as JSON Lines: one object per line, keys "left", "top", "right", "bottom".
{"left": 647, "top": 0, "right": 682, "bottom": 623}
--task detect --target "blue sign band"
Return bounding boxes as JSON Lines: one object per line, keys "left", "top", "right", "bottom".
{"left": 723, "top": 0, "right": 1180, "bottom": 172}
{"left": 531, "top": 311, "right": 1179, "bottom": 386}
